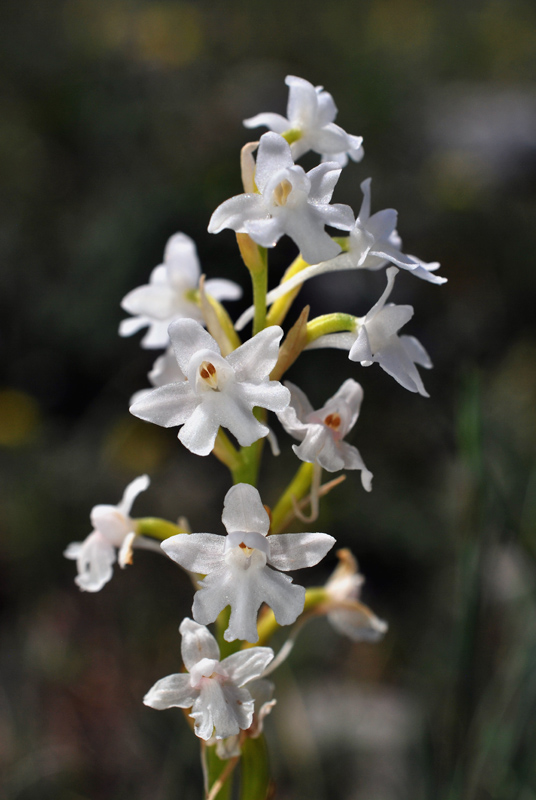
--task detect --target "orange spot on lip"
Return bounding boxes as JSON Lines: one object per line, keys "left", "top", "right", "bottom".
{"left": 324, "top": 412, "right": 341, "bottom": 429}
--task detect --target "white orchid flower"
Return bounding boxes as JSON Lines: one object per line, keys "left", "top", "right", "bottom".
{"left": 130, "top": 319, "right": 290, "bottom": 456}
{"left": 234, "top": 178, "right": 443, "bottom": 333}
{"left": 277, "top": 379, "right": 373, "bottom": 491}
{"left": 307, "top": 268, "right": 433, "bottom": 396}
{"left": 325, "top": 549, "right": 388, "bottom": 642}
{"left": 161, "top": 483, "right": 336, "bottom": 643}
{"left": 208, "top": 678, "right": 276, "bottom": 759}
{"left": 119, "top": 232, "right": 242, "bottom": 349}
{"left": 244, "top": 75, "right": 364, "bottom": 166}
{"left": 64, "top": 475, "right": 158, "bottom": 592}
{"left": 208, "top": 132, "right": 354, "bottom": 265}
{"left": 143, "top": 618, "right": 274, "bottom": 741}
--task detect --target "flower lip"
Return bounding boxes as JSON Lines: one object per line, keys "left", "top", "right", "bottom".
{"left": 225, "top": 531, "right": 270, "bottom": 557}
{"left": 189, "top": 657, "right": 225, "bottom": 688}
{"left": 187, "top": 348, "right": 233, "bottom": 394}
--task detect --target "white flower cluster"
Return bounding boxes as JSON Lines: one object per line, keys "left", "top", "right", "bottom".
{"left": 65, "top": 75, "right": 443, "bottom": 754}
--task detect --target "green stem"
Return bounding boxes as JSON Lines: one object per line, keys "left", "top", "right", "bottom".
{"left": 240, "top": 735, "right": 272, "bottom": 800}
{"left": 270, "top": 461, "right": 315, "bottom": 534}
{"left": 204, "top": 744, "right": 236, "bottom": 800}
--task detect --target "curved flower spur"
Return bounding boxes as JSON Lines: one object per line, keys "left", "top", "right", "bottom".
{"left": 160, "top": 483, "right": 335, "bottom": 643}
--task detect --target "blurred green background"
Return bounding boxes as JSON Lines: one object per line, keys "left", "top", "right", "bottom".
{"left": 1, "top": 0, "right": 536, "bottom": 798}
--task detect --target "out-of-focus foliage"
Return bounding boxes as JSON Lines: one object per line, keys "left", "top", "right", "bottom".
{"left": 1, "top": 0, "right": 535, "bottom": 798}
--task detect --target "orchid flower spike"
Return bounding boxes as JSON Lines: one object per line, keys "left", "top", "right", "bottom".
{"left": 161, "top": 483, "right": 336, "bottom": 643}
{"left": 208, "top": 132, "right": 354, "bottom": 264}
{"left": 244, "top": 75, "right": 364, "bottom": 166}
{"left": 325, "top": 549, "right": 388, "bottom": 641}
{"left": 64, "top": 475, "right": 159, "bottom": 592}
{"left": 307, "top": 268, "right": 433, "bottom": 396}
{"left": 143, "top": 618, "right": 274, "bottom": 741}
{"left": 119, "top": 232, "right": 242, "bottom": 349}
{"left": 277, "top": 379, "right": 373, "bottom": 491}
{"left": 129, "top": 319, "right": 290, "bottom": 456}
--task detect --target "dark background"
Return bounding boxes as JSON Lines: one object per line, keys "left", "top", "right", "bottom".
{"left": 1, "top": 1, "right": 536, "bottom": 798}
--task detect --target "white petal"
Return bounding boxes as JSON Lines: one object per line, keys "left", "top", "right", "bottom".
{"left": 221, "top": 648, "right": 274, "bottom": 686}
{"left": 179, "top": 618, "right": 220, "bottom": 669}
{"left": 226, "top": 326, "right": 283, "bottom": 383}
{"left": 375, "top": 339, "right": 429, "bottom": 397}
{"left": 316, "top": 89, "right": 338, "bottom": 126}
{"left": 254, "top": 567, "right": 305, "bottom": 626}
{"left": 140, "top": 320, "right": 173, "bottom": 349}
{"left": 292, "top": 425, "right": 329, "bottom": 464}
{"left": 239, "top": 381, "right": 291, "bottom": 414}
{"left": 306, "top": 162, "right": 342, "bottom": 204}
{"left": 328, "top": 607, "right": 388, "bottom": 642}
{"left": 192, "top": 567, "right": 232, "bottom": 627}
{"left": 72, "top": 531, "right": 116, "bottom": 592}
{"left": 117, "top": 474, "right": 150, "bottom": 516}
{"left": 268, "top": 532, "right": 335, "bottom": 571}
{"left": 244, "top": 217, "right": 284, "bottom": 249}
{"left": 208, "top": 193, "right": 268, "bottom": 234}
{"left": 203, "top": 278, "right": 243, "bottom": 301}
{"left": 243, "top": 112, "right": 290, "bottom": 133}
{"left": 283, "top": 207, "right": 341, "bottom": 264}
{"left": 168, "top": 318, "right": 219, "bottom": 375}
{"left": 254, "top": 132, "right": 296, "bottom": 194}
{"left": 130, "top": 382, "right": 198, "bottom": 428}
{"left": 222, "top": 484, "right": 270, "bottom": 536}
{"left": 143, "top": 673, "right": 198, "bottom": 710}
{"left": 310, "top": 124, "right": 352, "bottom": 157}
{"left": 90, "top": 505, "right": 130, "bottom": 544}
{"left": 285, "top": 381, "right": 314, "bottom": 420}
{"left": 348, "top": 327, "right": 373, "bottom": 363}
{"left": 164, "top": 232, "right": 200, "bottom": 287}
{"left": 367, "top": 208, "right": 398, "bottom": 242}
{"left": 178, "top": 401, "right": 221, "bottom": 456}
{"left": 161, "top": 533, "right": 225, "bottom": 574}
{"left": 121, "top": 284, "right": 177, "bottom": 320}
{"left": 364, "top": 266, "right": 399, "bottom": 321}
{"left": 337, "top": 442, "right": 373, "bottom": 491}
{"left": 285, "top": 76, "right": 317, "bottom": 129}
{"left": 401, "top": 335, "right": 433, "bottom": 368}
{"left": 119, "top": 316, "right": 150, "bottom": 337}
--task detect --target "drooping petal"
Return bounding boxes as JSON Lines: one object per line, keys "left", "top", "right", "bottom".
{"left": 253, "top": 567, "right": 306, "bottom": 627}
{"left": 130, "top": 382, "right": 198, "bottom": 428}
{"left": 401, "top": 335, "right": 433, "bottom": 368}
{"left": 179, "top": 618, "right": 220, "bottom": 669}
{"left": 73, "top": 531, "right": 116, "bottom": 592}
{"left": 221, "top": 647, "right": 274, "bottom": 687}
{"left": 143, "top": 673, "right": 198, "bottom": 710}
{"left": 117, "top": 474, "right": 150, "bottom": 516}
{"left": 219, "top": 684, "right": 256, "bottom": 734}
{"left": 328, "top": 605, "right": 388, "bottom": 642}
{"left": 162, "top": 533, "right": 226, "bottom": 574}
{"left": 268, "top": 532, "right": 335, "bottom": 571}
{"left": 285, "top": 381, "right": 315, "bottom": 420}
{"left": 193, "top": 566, "right": 235, "bottom": 627}
{"left": 226, "top": 326, "right": 283, "bottom": 383}
{"left": 243, "top": 217, "right": 284, "bottom": 249}
{"left": 222, "top": 484, "right": 270, "bottom": 536}
{"left": 140, "top": 320, "right": 173, "bottom": 349}
{"left": 374, "top": 338, "right": 430, "bottom": 397}
{"left": 337, "top": 442, "right": 373, "bottom": 491}
{"left": 283, "top": 207, "right": 342, "bottom": 264}
{"left": 177, "top": 401, "right": 221, "bottom": 456}
{"left": 206, "top": 390, "right": 269, "bottom": 448}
